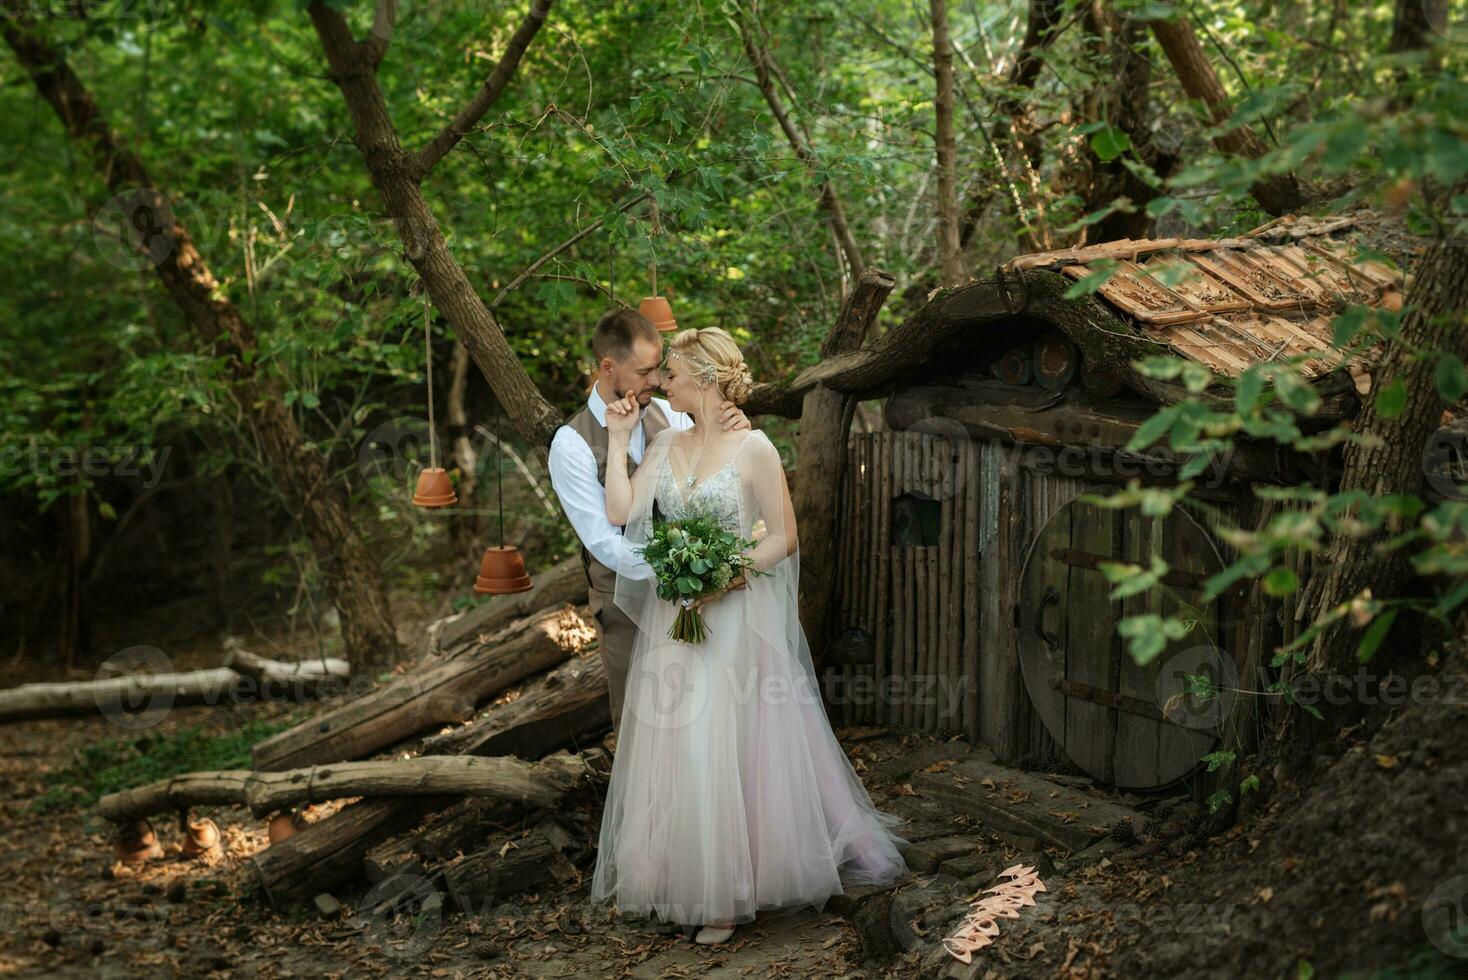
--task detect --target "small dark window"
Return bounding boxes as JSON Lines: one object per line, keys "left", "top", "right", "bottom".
{"left": 892, "top": 492, "right": 941, "bottom": 547}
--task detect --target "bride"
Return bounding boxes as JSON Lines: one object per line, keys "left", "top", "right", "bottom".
{"left": 588, "top": 326, "right": 909, "bottom": 945}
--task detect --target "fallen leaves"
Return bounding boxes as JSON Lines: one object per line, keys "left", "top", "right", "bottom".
{"left": 941, "top": 864, "right": 1048, "bottom": 964}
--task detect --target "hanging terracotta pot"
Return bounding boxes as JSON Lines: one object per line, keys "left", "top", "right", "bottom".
{"left": 412, "top": 466, "right": 457, "bottom": 508}
{"left": 181, "top": 817, "right": 222, "bottom": 860}
{"left": 473, "top": 545, "right": 534, "bottom": 595}
{"left": 267, "top": 810, "right": 298, "bottom": 845}
{"left": 638, "top": 295, "right": 678, "bottom": 333}
{"left": 114, "top": 818, "right": 164, "bottom": 865}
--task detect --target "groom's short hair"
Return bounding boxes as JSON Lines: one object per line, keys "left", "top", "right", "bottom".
{"left": 592, "top": 307, "right": 660, "bottom": 364}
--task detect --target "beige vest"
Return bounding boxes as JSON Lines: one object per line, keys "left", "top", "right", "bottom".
{"left": 563, "top": 398, "right": 671, "bottom": 593}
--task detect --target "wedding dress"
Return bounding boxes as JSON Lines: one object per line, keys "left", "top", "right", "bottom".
{"left": 589, "top": 428, "right": 909, "bottom": 927}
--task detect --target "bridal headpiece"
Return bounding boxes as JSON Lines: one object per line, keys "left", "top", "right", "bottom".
{"left": 667, "top": 349, "right": 718, "bottom": 389}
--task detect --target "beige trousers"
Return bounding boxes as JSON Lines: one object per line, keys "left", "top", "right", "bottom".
{"left": 588, "top": 583, "right": 638, "bottom": 737}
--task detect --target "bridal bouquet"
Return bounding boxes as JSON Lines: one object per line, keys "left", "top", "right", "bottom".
{"left": 634, "top": 516, "right": 762, "bottom": 644}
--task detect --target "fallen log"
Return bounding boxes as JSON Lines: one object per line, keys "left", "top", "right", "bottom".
{"left": 97, "top": 753, "right": 591, "bottom": 824}
{"left": 250, "top": 644, "right": 608, "bottom": 910}
{"left": 417, "top": 647, "right": 610, "bottom": 758}
{"left": 249, "top": 751, "right": 589, "bottom": 910}
{"left": 356, "top": 659, "right": 612, "bottom": 884}
{"left": 441, "top": 831, "right": 579, "bottom": 915}
{"left": 251, "top": 604, "right": 595, "bottom": 772}
{"left": 222, "top": 643, "right": 354, "bottom": 699}
{"left": 431, "top": 556, "right": 587, "bottom": 658}
{"left": 0, "top": 650, "right": 352, "bottom": 723}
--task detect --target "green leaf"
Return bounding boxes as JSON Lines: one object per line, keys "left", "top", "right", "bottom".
{"left": 1375, "top": 378, "right": 1407, "bottom": 419}
{"left": 1126, "top": 405, "right": 1181, "bottom": 452}
{"left": 1356, "top": 607, "right": 1398, "bottom": 663}
{"left": 1331, "top": 307, "right": 1369, "bottom": 349}
{"left": 1263, "top": 566, "right": 1299, "bottom": 596}
{"left": 1064, "top": 263, "right": 1119, "bottom": 298}
{"left": 1236, "top": 367, "right": 1266, "bottom": 413}
{"left": 1435, "top": 354, "right": 1468, "bottom": 402}
{"left": 1091, "top": 126, "right": 1132, "bottom": 163}
{"left": 1431, "top": 578, "right": 1468, "bottom": 619}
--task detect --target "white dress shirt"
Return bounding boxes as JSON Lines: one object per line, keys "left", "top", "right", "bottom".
{"left": 548, "top": 384, "right": 693, "bottom": 578}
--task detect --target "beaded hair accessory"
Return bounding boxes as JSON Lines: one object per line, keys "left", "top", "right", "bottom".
{"left": 667, "top": 349, "right": 718, "bottom": 389}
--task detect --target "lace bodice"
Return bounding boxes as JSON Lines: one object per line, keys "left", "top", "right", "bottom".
{"left": 654, "top": 457, "right": 742, "bottom": 532}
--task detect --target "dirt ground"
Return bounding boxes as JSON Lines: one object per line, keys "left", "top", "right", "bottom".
{"left": 2, "top": 593, "right": 1466, "bottom": 978}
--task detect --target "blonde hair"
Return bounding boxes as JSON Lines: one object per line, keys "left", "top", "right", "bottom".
{"left": 666, "top": 327, "right": 755, "bottom": 405}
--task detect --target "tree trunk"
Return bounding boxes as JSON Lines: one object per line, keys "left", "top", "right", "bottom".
{"left": 1078, "top": 9, "right": 1173, "bottom": 242}
{"left": 1391, "top": 0, "right": 1447, "bottom": 55}
{"left": 2, "top": 17, "right": 403, "bottom": 671}
{"left": 1280, "top": 178, "right": 1468, "bottom": 766}
{"left": 307, "top": 0, "right": 564, "bottom": 454}
{"left": 930, "top": 0, "right": 964, "bottom": 285}
{"left": 894, "top": 0, "right": 1063, "bottom": 315}
{"left": 1149, "top": 12, "right": 1307, "bottom": 216}
{"left": 794, "top": 270, "right": 896, "bottom": 670}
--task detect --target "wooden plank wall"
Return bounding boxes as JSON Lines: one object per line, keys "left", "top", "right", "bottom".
{"left": 827, "top": 429, "right": 1267, "bottom": 785}
{"left": 828, "top": 430, "right": 980, "bottom": 739}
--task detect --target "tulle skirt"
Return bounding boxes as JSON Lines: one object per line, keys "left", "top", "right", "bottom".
{"left": 588, "top": 587, "right": 910, "bottom": 927}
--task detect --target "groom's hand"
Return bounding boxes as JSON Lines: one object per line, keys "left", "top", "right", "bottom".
{"left": 716, "top": 400, "right": 751, "bottom": 432}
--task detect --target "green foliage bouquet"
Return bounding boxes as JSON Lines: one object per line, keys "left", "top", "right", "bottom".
{"left": 634, "top": 516, "right": 762, "bottom": 644}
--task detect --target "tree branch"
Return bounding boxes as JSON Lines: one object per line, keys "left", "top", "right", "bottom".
{"left": 409, "top": 0, "right": 556, "bottom": 180}
{"left": 733, "top": 3, "right": 866, "bottom": 285}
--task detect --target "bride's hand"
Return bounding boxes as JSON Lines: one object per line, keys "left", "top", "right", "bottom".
{"left": 692, "top": 576, "right": 745, "bottom": 611}
{"left": 604, "top": 390, "right": 641, "bottom": 437}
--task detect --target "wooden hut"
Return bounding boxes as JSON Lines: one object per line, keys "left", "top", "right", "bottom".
{"left": 822, "top": 213, "right": 1403, "bottom": 792}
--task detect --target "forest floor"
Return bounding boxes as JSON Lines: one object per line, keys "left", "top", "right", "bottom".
{"left": 1, "top": 590, "right": 1465, "bottom": 978}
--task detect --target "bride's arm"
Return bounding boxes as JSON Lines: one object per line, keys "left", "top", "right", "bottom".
{"left": 746, "top": 435, "right": 798, "bottom": 573}
{"left": 604, "top": 394, "right": 641, "bottom": 525}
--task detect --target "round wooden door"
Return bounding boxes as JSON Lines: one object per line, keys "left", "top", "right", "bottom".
{"left": 1017, "top": 496, "right": 1236, "bottom": 790}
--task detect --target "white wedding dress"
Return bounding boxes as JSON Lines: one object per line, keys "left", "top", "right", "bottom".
{"left": 589, "top": 428, "right": 909, "bottom": 927}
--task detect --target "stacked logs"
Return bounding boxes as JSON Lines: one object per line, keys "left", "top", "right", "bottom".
{"left": 95, "top": 557, "right": 620, "bottom": 912}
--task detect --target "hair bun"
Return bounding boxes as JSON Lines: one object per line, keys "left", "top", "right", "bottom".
{"left": 723, "top": 361, "right": 755, "bottom": 405}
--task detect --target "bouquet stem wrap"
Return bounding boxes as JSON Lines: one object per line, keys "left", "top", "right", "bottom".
{"left": 670, "top": 597, "right": 707, "bottom": 644}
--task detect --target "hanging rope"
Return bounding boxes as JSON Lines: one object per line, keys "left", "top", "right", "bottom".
{"left": 493, "top": 395, "right": 505, "bottom": 546}
{"left": 422, "top": 286, "right": 438, "bottom": 470}
{"left": 648, "top": 196, "right": 661, "bottom": 297}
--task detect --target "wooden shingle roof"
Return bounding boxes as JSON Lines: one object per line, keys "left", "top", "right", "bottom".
{"left": 1001, "top": 213, "right": 1404, "bottom": 392}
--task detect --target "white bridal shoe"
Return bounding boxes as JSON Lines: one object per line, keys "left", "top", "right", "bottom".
{"left": 694, "top": 923, "right": 735, "bottom": 944}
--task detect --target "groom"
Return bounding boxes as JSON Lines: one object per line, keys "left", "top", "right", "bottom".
{"left": 547, "top": 307, "right": 751, "bottom": 741}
